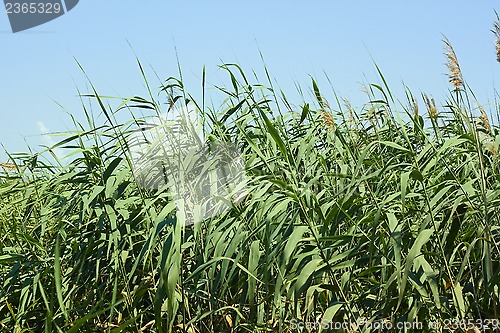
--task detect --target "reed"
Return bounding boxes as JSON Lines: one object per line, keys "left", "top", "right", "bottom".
{"left": 1, "top": 24, "right": 500, "bottom": 333}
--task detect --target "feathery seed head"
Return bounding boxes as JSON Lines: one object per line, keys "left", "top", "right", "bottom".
{"left": 0, "top": 162, "right": 17, "bottom": 174}
{"left": 321, "top": 110, "right": 335, "bottom": 132}
{"left": 412, "top": 97, "right": 418, "bottom": 117}
{"left": 0, "top": 162, "right": 16, "bottom": 171}
{"left": 478, "top": 105, "right": 492, "bottom": 135}
{"left": 423, "top": 94, "right": 438, "bottom": 120}
{"left": 485, "top": 142, "right": 498, "bottom": 157}
{"left": 443, "top": 38, "right": 463, "bottom": 89}
{"left": 492, "top": 12, "right": 500, "bottom": 63}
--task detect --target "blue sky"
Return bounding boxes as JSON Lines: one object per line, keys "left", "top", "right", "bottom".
{"left": 1, "top": 1, "right": 500, "bottom": 160}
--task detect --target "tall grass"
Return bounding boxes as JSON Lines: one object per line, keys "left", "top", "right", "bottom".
{"left": 1, "top": 36, "right": 500, "bottom": 332}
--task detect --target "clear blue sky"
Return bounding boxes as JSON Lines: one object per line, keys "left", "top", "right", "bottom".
{"left": 1, "top": 1, "right": 500, "bottom": 160}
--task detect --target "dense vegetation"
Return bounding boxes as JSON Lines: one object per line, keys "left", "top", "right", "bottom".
{"left": 1, "top": 37, "right": 500, "bottom": 332}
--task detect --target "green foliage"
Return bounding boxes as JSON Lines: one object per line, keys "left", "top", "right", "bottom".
{"left": 1, "top": 54, "right": 500, "bottom": 332}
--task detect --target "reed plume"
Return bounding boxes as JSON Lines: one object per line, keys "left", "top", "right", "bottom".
{"left": 423, "top": 94, "right": 438, "bottom": 120}
{"left": 411, "top": 96, "right": 418, "bottom": 117}
{"left": 492, "top": 11, "right": 500, "bottom": 63}
{"left": 321, "top": 110, "right": 335, "bottom": 132}
{"left": 443, "top": 37, "right": 463, "bottom": 90}
{"left": 478, "top": 104, "right": 492, "bottom": 136}
{"left": 0, "top": 162, "right": 16, "bottom": 171}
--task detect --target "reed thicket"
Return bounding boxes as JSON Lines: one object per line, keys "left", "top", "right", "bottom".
{"left": 1, "top": 29, "right": 500, "bottom": 332}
